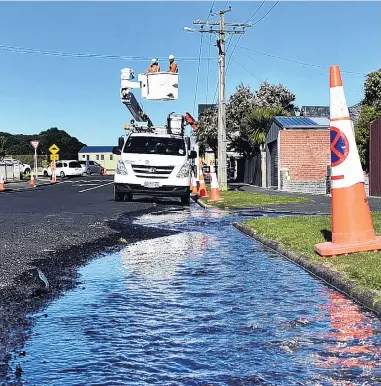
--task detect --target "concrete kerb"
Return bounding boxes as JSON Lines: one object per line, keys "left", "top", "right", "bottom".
{"left": 233, "top": 222, "right": 381, "bottom": 317}
{"left": 191, "top": 195, "right": 213, "bottom": 209}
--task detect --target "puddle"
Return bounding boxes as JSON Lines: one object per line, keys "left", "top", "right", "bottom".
{"left": 3, "top": 204, "right": 381, "bottom": 385}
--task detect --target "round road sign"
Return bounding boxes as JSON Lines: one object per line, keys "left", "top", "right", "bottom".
{"left": 330, "top": 126, "right": 349, "bottom": 167}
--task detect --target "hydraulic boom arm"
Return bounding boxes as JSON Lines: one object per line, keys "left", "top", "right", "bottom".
{"left": 121, "top": 92, "right": 153, "bottom": 127}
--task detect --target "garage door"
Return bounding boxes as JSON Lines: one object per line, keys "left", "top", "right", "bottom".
{"left": 269, "top": 141, "right": 278, "bottom": 188}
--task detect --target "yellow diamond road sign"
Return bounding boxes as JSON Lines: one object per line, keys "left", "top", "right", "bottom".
{"left": 49, "top": 144, "right": 60, "bottom": 154}
{"left": 50, "top": 154, "right": 59, "bottom": 161}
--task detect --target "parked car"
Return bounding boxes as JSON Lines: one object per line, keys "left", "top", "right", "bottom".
{"left": 78, "top": 160, "right": 105, "bottom": 175}
{"left": 47, "top": 160, "right": 83, "bottom": 178}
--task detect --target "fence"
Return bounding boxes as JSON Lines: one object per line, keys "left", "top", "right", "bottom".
{"left": 243, "top": 154, "right": 262, "bottom": 186}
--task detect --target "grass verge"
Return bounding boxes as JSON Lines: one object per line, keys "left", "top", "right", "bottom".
{"left": 242, "top": 214, "right": 381, "bottom": 299}
{"left": 199, "top": 189, "right": 312, "bottom": 208}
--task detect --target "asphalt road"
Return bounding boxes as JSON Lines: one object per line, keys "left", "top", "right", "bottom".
{"left": 0, "top": 175, "right": 184, "bottom": 376}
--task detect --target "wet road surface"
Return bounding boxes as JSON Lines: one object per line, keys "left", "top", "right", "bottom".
{"left": 3, "top": 203, "right": 381, "bottom": 385}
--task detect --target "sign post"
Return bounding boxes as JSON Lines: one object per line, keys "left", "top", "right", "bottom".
{"left": 30, "top": 140, "right": 40, "bottom": 180}
{"left": 49, "top": 144, "right": 60, "bottom": 180}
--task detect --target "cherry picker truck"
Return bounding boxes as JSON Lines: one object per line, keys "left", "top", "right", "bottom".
{"left": 113, "top": 67, "right": 198, "bottom": 205}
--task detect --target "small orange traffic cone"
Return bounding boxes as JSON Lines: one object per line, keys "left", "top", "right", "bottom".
{"left": 103, "top": 168, "right": 107, "bottom": 176}
{"left": 314, "top": 65, "right": 381, "bottom": 257}
{"left": 208, "top": 163, "right": 223, "bottom": 202}
{"left": 198, "top": 161, "right": 208, "bottom": 198}
{"left": 191, "top": 173, "right": 198, "bottom": 195}
{"left": 29, "top": 172, "right": 36, "bottom": 187}
{"left": 0, "top": 174, "right": 5, "bottom": 192}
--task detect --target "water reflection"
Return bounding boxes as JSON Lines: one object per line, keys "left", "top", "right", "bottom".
{"left": 313, "top": 290, "right": 381, "bottom": 383}
{"left": 120, "top": 232, "right": 206, "bottom": 281}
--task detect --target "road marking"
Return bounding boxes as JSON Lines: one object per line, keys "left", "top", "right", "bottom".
{"left": 78, "top": 182, "right": 114, "bottom": 193}
{"left": 77, "top": 183, "right": 101, "bottom": 187}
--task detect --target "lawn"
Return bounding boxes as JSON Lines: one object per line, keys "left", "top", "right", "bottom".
{"left": 243, "top": 214, "right": 381, "bottom": 295}
{"left": 199, "top": 189, "right": 312, "bottom": 208}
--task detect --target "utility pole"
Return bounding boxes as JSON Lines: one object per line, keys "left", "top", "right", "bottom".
{"left": 185, "top": 8, "right": 252, "bottom": 191}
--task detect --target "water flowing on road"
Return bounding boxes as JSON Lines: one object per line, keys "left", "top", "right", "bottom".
{"left": 4, "top": 203, "right": 381, "bottom": 385}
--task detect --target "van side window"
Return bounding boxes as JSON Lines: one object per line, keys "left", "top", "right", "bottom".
{"left": 56, "top": 162, "right": 62, "bottom": 168}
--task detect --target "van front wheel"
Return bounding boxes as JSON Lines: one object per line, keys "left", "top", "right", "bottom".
{"left": 180, "top": 195, "right": 190, "bottom": 205}
{"left": 114, "top": 188, "right": 125, "bottom": 202}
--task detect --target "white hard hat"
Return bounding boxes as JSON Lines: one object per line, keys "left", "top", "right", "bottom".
{"left": 169, "top": 54, "right": 175, "bottom": 60}
{"left": 151, "top": 58, "right": 157, "bottom": 63}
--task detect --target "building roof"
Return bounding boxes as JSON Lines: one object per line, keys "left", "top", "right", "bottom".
{"left": 78, "top": 146, "right": 114, "bottom": 154}
{"left": 273, "top": 116, "right": 330, "bottom": 128}
{"left": 301, "top": 104, "right": 361, "bottom": 125}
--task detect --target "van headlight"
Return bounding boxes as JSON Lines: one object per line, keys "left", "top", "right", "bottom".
{"left": 176, "top": 163, "right": 190, "bottom": 178}
{"left": 116, "top": 160, "right": 128, "bottom": 175}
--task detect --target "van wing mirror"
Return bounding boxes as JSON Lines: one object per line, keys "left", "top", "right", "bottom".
{"left": 118, "top": 137, "right": 124, "bottom": 150}
{"left": 189, "top": 150, "right": 197, "bottom": 159}
{"left": 112, "top": 146, "right": 121, "bottom": 155}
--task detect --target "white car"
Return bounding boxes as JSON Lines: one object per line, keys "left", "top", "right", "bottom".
{"left": 47, "top": 160, "right": 83, "bottom": 178}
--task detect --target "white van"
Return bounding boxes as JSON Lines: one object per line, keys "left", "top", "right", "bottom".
{"left": 113, "top": 127, "right": 196, "bottom": 205}
{"left": 47, "top": 160, "right": 83, "bottom": 178}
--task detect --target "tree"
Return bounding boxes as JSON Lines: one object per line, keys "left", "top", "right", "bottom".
{"left": 0, "top": 135, "right": 8, "bottom": 158}
{"left": 355, "top": 104, "right": 381, "bottom": 172}
{"left": 195, "top": 81, "right": 297, "bottom": 158}
{"left": 195, "top": 107, "right": 218, "bottom": 158}
{"left": 229, "top": 81, "right": 296, "bottom": 155}
{"left": 363, "top": 68, "right": 381, "bottom": 111}
{"left": 39, "top": 128, "right": 85, "bottom": 158}
{"left": 353, "top": 67, "right": 381, "bottom": 171}
{"left": 0, "top": 127, "right": 85, "bottom": 158}
{"left": 244, "top": 106, "right": 286, "bottom": 151}
{"left": 254, "top": 81, "right": 297, "bottom": 114}
{"left": 226, "top": 83, "right": 255, "bottom": 133}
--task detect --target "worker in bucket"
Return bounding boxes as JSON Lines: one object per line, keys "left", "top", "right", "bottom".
{"left": 168, "top": 54, "right": 178, "bottom": 73}
{"left": 148, "top": 58, "right": 160, "bottom": 73}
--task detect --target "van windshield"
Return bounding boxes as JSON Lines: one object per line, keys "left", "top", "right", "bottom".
{"left": 123, "top": 136, "right": 186, "bottom": 156}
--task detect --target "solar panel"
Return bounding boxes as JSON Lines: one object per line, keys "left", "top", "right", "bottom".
{"left": 275, "top": 117, "right": 319, "bottom": 127}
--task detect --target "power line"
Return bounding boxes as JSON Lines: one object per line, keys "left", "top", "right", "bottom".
{"left": 244, "top": 0, "right": 267, "bottom": 23}
{"left": 231, "top": 56, "right": 263, "bottom": 82}
{"left": 0, "top": 44, "right": 216, "bottom": 62}
{"left": 250, "top": 0, "right": 280, "bottom": 25}
{"left": 235, "top": 45, "right": 367, "bottom": 76}
{"left": 225, "top": 0, "right": 266, "bottom": 74}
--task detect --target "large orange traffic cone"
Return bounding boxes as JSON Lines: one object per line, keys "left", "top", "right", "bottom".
{"left": 0, "top": 174, "right": 5, "bottom": 192}
{"left": 51, "top": 170, "right": 56, "bottom": 184}
{"left": 29, "top": 172, "right": 36, "bottom": 187}
{"left": 198, "top": 161, "right": 208, "bottom": 198}
{"left": 208, "top": 163, "right": 223, "bottom": 202}
{"left": 314, "top": 65, "right": 381, "bottom": 257}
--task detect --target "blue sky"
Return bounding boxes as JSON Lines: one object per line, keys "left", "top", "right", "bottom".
{"left": 0, "top": 1, "right": 380, "bottom": 146}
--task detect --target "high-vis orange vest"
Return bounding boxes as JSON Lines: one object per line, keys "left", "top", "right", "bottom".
{"left": 169, "top": 62, "right": 178, "bottom": 73}
{"left": 148, "top": 64, "right": 160, "bottom": 73}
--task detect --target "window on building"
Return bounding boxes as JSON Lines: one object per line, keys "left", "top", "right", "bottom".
{"left": 82, "top": 155, "right": 86, "bottom": 159}
{"left": 101, "top": 155, "right": 104, "bottom": 161}
{"left": 110, "top": 154, "right": 113, "bottom": 161}
{"left": 96, "top": 155, "right": 99, "bottom": 160}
